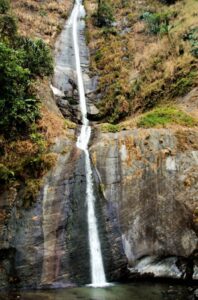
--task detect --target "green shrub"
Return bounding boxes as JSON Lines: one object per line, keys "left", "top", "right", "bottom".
{"left": 171, "top": 71, "right": 197, "bottom": 97}
{"left": 30, "top": 132, "right": 46, "bottom": 153}
{"left": 0, "top": 163, "right": 14, "bottom": 185}
{"left": 0, "top": 0, "right": 10, "bottom": 14}
{"left": 15, "top": 37, "right": 54, "bottom": 77}
{"left": 97, "top": 1, "right": 114, "bottom": 27}
{"left": 0, "top": 42, "right": 30, "bottom": 99}
{"left": 94, "top": 49, "right": 102, "bottom": 62}
{"left": 23, "top": 153, "right": 57, "bottom": 178}
{"left": 138, "top": 106, "right": 197, "bottom": 128}
{"left": 0, "top": 15, "right": 17, "bottom": 40}
{"left": 142, "top": 11, "right": 171, "bottom": 35}
{"left": 183, "top": 27, "right": 198, "bottom": 58}
{"left": 0, "top": 42, "right": 40, "bottom": 134}
{"left": 0, "top": 98, "right": 40, "bottom": 135}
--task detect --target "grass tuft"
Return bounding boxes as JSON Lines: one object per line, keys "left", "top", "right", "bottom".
{"left": 137, "top": 106, "right": 198, "bottom": 128}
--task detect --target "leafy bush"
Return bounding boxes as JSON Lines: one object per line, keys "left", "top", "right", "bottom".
{"left": 30, "top": 131, "right": 46, "bottom": 152}
{"left": 171, "top": 71, "right": 197, "bottom": 97}
{"left": 0, "top": 0, "right": 10, "bottom": 14}
{"left": 97, "top": 1, "right": 114, "bottom": 27}
{"left": 0, "top": 163, "right": 14, "bottom": 184}
{"left": 183, "top": 27, "right": 198, "bottom": 58}
{"left": 0, "top": 42, "right": 40, "bottom": 133}
{"left": 0, "top": 15, "right": 17, "bottom": 40}
{"left": 0, "top": 42, "right": 29, "bottom": 100}
{"left": 23, "top": 153, "right": 57, "bottom": 178}
{"left": 1, "top": 99, "right": 40, "bottom": 131}
{"left": 15, "top": 37, "right": 54, "bottom": 77}
{"left": 138, "top": 106, "right": 197, "bottom": 128}
{"left": 142, "top": 11, "right": 171, "bottom": 35}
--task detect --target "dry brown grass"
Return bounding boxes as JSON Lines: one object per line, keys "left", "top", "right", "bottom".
{"left": 85, "top": 0, "right": 198, "bottom": 122}
{"left": 11, "top": 0, "right": 73, "bottom": 45}
{"left": 38, "top": 106, "right": 67, "bottom": 143}
{"left": 0, "top": 1, "right": 76, "bottom": 204}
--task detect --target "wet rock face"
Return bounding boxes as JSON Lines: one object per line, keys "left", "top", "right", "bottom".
{"left": 52, "top": 5, "right": 99, "bottom": 123}
{"left": 0, "top": 128, "right": 198, "bottom": 289}
{"left": 91, "top": 128, "right": 198, "bottom": 279}
{"left": 0, "top": 138, "right": 90, "bottom": 289}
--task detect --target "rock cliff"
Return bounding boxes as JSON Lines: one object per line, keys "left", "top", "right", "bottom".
{"left": 90, "top": 127, "right": 198, "bottom": 280}
{"left": 0, "top": 126, "right": 197, "bottom": 289}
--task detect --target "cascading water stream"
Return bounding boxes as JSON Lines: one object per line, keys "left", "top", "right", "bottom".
{"left": 72, "top": 0, "right": 108, "bottom": 288}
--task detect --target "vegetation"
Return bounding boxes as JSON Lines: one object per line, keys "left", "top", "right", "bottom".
{"left": 15, "top": 37, "right": 54, "bottom": 77}
{"left": 0, "top": 14, "right": 17, "bottom": 40}
{"left": 137, "top": 106, "right": 197, "bottom": 128}
{"left": 141, "top": 11, "right": 171, "bottom": 35}
{"left": 183, "top": 27, "right": 198, "bottom": 58}
{"left": 0, "top": 0, "right": 10, "bottom": 14}
{"left": 0, "top": 122, "right": 58, "bottom": 206}
{"left": 11, "top": 0, "right": 73, "bottom": 45}
{"left": 0, "top": 0, "right": 61, "bottom": 206}
{"left": 85, "top": 0, "right": 198, "bottom": 123}
{"left": 0, "top": 43, "right": 39, "bottom": 134}
{"left": 0, "top": 0, "right": 55, "bottom": 135}
{"left": 96, "top": 1, "right": 114, "bottom": 27}
{"left": 101, "top": 123, "right": 120, "bottom": 132}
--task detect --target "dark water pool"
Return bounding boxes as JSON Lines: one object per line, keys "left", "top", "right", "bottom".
{"left": 0, "top": 282, "right": 194, "bottom": 300}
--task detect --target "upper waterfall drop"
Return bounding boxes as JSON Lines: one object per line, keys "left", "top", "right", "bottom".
{"left": 72, "top": 0, "right": 108, "bottom": 287}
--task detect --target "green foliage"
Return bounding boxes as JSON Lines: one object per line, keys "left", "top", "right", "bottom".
{"left": 23, "top": 153, "right": 57, "bottom": 178}
{"left": 142, "top": 11, "right": 171, "bottom": 35}
{"left": 0, "top": 0, "right": 10, "bottom": 14}
{"left": 138, "top": 62, "right": 197, "bottom": 112}
{"left": 0, "top": 42, "right": 29, "bottom": 99}
{"left": 30, "top": 131, "right": 46, "bottom": 153}
{"left": 1, "top": 99, "right": 40, "bottom": 133}
{"left": 0, "top": 14, "right": 17, "bottom": 40}
{"left": 15, "top": 37, "right": 54, "bottom": 77}
{"left": 94, "top": 49, "right": 102, "bottom": 62}
{"left": 138, "top": 106, "right": 197, "bottom": 128}
{"left": 171, "top": 71, "right": 197, "bottom": 97}
{"left": 97, "top": 1, "right": 114, "bottom": 27}
{"left": 183, "top": 27, "right": 198, "bottom": 58}
{"left": 0, "top": 42, "right": 40, "bottom": 134}
{"left": 0, "top": 0, "right": 56, "bottom": 200}
{"left": 0, "top": 163, "right": 14, "bottom": 184}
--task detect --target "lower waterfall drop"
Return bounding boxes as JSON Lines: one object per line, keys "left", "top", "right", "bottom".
{"left": 72, "top": 0, "right": 108, "bottom": 288}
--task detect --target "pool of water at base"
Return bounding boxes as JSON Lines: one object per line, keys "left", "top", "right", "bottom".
{"left": 0, "top": 282, "right": 195, "bottom": 300}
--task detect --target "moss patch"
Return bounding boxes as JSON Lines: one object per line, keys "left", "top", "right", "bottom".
{"left": 100, "top": 123, "right": 120, "bottom": 133}
{"left": 137, "top": 106, "right": 198, "bottom": 128}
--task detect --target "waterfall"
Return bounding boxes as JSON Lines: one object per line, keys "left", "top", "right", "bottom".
{"left": 72, "top": 0, "right": 108, "bottom": 288}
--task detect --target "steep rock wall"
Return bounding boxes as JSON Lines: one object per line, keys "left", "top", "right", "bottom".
{"left": 91, "top": 127, "right": 198, "bottom": 279}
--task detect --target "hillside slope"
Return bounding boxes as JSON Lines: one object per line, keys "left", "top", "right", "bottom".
{"left": 0, "top": 0, "right": 73, "bottom": 207}
{"left": 85, "top": 0, "right": 198, "bottom": 125}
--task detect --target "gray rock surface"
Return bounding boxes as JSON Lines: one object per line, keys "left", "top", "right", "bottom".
{"left": 0, "top": 127, "right": 198, "bottom": 289}
{"left": 52, "top": 6, "right": 99, "bottom": 122}
{"left": 90, "top": 127, "right": 198, "bottom": 279}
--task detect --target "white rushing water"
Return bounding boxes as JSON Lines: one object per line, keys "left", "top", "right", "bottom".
{"left": 72, "top": 0, "right": 108, "bottom": 288}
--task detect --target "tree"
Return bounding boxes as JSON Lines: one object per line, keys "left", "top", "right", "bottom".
{"left": 0, "top": 42, "right": 39, "bottom": 134}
